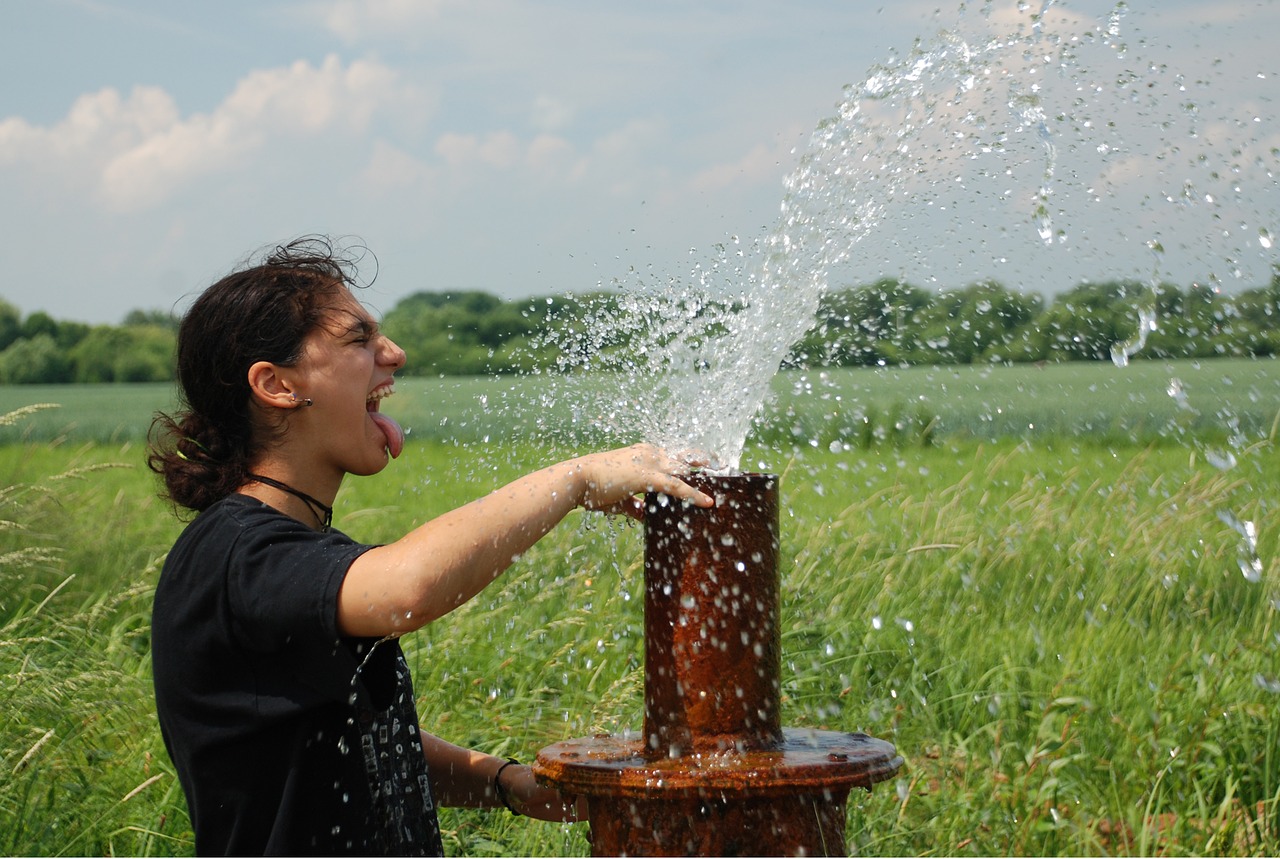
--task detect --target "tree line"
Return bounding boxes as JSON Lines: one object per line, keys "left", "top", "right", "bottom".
{"left": 0, "top": 305, "right": 177, "bottom": 384}
{"left": 2, "top": 273, "right": 1276, "bottom": 384}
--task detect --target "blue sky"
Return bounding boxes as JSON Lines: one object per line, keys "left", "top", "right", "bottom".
{"left": 1, "top": 0, "right": 1276, "bottom": 324}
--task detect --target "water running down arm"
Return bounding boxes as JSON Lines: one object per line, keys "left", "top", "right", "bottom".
{"left": 336, "top": 443, "right": 712, "bottom": 638}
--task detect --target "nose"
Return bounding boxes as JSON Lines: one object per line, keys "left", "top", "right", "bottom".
{"left": 379, "top": 334, "right": 407, "bottom": 370}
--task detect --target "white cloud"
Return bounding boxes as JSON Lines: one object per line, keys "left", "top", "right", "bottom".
{"left": 0, "top": 85, "right": 178, "bottom": 175}
{"left": 435, "top": 130, "right": 521, "bottom": 171}
{"left": 314, "top": 0, "right": 459, "bottom": 43}
{"left": 527, "top": 134, "right": 578, "bottom": 174}
{"left": 530, "top": 94, "right": 575, "bottom": 133}
{"left": 359, "top": 138, "right": 434, "bottom": 192}
{"left": 1, "top": 54, "right": 415, "bottom": 213}
{"left": 430, "top": 129, "right": 582, "bottom": 184}
{"left": 691, "top": 141, "right": 791, "bottom": 194}
{"left": 101, "top": 55, "right": 406, "bottom": 210}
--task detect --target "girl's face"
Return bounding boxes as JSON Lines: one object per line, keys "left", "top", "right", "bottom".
{"left": 288, "top": 289, "right": 407, "bottom": 478}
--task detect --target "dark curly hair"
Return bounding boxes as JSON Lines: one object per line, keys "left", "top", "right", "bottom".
{"left": 148, "top": 236, "right": 374, "bottom": 512}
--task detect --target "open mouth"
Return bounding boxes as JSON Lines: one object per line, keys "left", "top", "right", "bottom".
{"left": 366, "top": 382, "right": 405, "bottom": 459}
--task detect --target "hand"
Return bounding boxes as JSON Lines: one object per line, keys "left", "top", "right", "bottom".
{"left": 499, "top": 763, "right": 589, "bottom": 822}
{"left": 571, "top": 443, "right": 714, "bottom": 520}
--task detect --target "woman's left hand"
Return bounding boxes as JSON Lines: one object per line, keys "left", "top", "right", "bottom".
{"left": 500, "top": 763, "right": 588, "bottom": 822}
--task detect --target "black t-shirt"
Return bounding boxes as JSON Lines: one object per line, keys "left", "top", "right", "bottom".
{"left": 152, "top": 494, "right": 444, "bottom": 856}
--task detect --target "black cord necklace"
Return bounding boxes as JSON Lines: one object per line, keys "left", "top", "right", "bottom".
{"left": 246, "top": 473, "right": 333, "bottom": 532}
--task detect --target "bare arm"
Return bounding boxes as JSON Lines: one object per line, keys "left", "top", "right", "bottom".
{"left": 419, "top": 733, "right": 586, "bottom": 822}
{"left": 337, "top": 443, "right": 711, "bottom": 637}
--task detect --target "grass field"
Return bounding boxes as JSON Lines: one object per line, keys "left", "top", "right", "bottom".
{"left": 1, "top": 360, "right": 1278, "bottom": 855}
{"left": 2, "top": 356, "right": 1277, "bottom": 447}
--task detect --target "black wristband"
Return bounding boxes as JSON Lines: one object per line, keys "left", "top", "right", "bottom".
{"left": 494, "top": 758, "right": 521, "bottom": 815}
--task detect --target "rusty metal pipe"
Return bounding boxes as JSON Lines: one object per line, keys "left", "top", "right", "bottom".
{"left": 536, "top": 473, "right": 902, "bottom": 857}
{"left": 643, "top": 472, "right": 782, "bottom": 757}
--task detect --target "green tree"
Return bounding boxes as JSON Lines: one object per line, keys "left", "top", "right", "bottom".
{"left": 909, "top": 281, "right": 1041, "bottom": 364}
{"left": 0, "top": 334, "right": 73, "bottom": 383}
{"left": 0, "top": 300, "right": 21, "bottom": 352}
{"left": 790, "top": 279, "right": 933, "bottom": 367}
{"left": 11, "top": 310, "right": 89, "bottom": 352}
{"left": 379, "top": 290, "right": 580, "bottom": 376}
{"left": 20, "top": 311, "right": 59, "bottom": 341}
{"left": 383, "top": 292, "right": 519, "bottom": 376}
{"left": 68, "top": 324, "right": 174, "bottom": 383}
{"left": 54, "top": 320, "right": 90, "bottom": 351}
{"left": 1211, "top": 277, "right": 1280, "bottom": 357}
{"left": 122, "top": 309, "right": 180, "bottom": 331}
{"left": 1029, "top": 280, "right": 1145, "bottom": 362}
{"left": 70, "top": 327, "right": 126, "bottom": 383}
{"left": 113, "top": 325, "right": 175, "bottom": 382}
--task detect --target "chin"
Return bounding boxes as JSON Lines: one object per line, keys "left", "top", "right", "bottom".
{"left": 348, "top": 450, "right": 393, "bottom": 477}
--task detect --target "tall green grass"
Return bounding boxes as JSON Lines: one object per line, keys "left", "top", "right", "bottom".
{"left": 0, "top": 416, "right": 185, "bottom": 855}
{"left": 1, "top": 395, "right": 1277, "bottom": 855}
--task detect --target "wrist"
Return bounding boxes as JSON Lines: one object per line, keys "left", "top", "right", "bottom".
{"left": 493, "top": 757, "right": 521, "bottom": 815}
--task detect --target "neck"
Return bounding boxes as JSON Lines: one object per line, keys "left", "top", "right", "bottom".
{"left": 241, "top": 470, "right": 338, "bottom": 532}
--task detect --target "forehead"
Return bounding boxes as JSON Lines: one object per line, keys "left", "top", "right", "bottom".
{"left": 316, "top": 290, "right": 377, "bottom": 332}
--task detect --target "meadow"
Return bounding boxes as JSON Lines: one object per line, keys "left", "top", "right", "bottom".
{"left": 1, "top": 357, "right": 1278, "bottom": 856}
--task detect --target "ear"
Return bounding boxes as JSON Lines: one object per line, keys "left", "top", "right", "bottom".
{"left": 246, "top": 361, "right": 298, "bottom": 410}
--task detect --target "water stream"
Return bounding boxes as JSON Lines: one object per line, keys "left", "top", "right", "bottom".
{"left": 529, "top": 0, "right": 1274, "bottom": 477}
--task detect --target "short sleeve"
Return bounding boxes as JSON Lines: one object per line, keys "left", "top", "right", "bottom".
{"left": 221, "top": 501, "right": 374, "bottom": 654}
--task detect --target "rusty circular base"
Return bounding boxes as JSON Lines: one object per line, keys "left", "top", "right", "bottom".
{"left": 536, "top": 727, "right": 901, "bottom": 799}
{"left": 535, "top": 728, "right": 902, "bottom": 857}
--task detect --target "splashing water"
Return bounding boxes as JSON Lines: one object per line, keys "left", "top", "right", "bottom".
{"left": 1109, "top": 304, "right": 1157, "bottom": 367}
{"left": 533, "top": 1, "right": 1274, "bottom": 470}
{"left": 1217, "top": 509, "right": 1263, "bottom": 583}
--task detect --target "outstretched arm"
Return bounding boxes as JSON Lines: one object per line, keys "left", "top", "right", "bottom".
{"left": 337, "top": 443, "right": 711, "bottom": 637}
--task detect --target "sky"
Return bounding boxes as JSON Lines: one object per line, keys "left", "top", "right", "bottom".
{"left": 1, "top": 0, "right": 1277, "bottom": 325}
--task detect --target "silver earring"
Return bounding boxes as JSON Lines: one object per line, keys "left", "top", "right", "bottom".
{"left": 290, "top": 393, "right": 314, "bottom": 407}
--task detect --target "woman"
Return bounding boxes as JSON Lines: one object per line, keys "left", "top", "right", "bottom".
{"left": 148, "top": 237, "right": 711, "bottom": 855}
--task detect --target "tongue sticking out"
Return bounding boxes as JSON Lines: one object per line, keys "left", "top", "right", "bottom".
{"left": 369, "top": 411, "right": 405, "bottom": 459}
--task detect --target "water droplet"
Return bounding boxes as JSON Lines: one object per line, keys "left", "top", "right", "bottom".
{"left": 895, "top": 779, "right": 910, "bottom": 803}
{"left": 1237, "top": 556, "right": 1263, "bottom": 583}
{"left": 1205, "top": 450, "right": 1237, "bottom": 471}
{"left": 1254, "top": 674, "right": 1280, "bottom": 694}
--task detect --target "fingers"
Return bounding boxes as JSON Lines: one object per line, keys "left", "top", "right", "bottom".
{"left": 669, "top": 447, "right": 714, "bottom": 471}
{"left": 585, "top": 444, "right": 715, "bottom": 513}
{"left": 508, "top": 768, "right": 585, "bottom": 822}
{"left": 653, "top": 472, "right": 714, "bottom": 508}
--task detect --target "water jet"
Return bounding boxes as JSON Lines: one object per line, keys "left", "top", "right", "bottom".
{"left": 535, "top": 472, "right": 902, "bottom": 856}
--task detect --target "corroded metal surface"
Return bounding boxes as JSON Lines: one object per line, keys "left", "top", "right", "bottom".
{"left": 643, "top": 472, "right": 782, "bottom": 756}
{"left": 537, "top": 728, "right": 903, "bottom": 798}
{"left": 581, "top": 791, "right": 849, "bottom": 858}
{"left": 534, "top": 473, "right": 903, "bottom": 856}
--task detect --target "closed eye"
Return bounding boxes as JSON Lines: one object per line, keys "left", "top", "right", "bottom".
{"left": 345, "top": 319, "right": 379, "bottom": 345}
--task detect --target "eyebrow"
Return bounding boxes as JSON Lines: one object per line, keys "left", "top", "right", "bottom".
{"left": 335, "top": 315, "right": 379, "bottom": 338}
